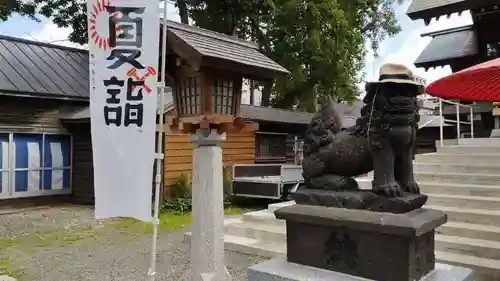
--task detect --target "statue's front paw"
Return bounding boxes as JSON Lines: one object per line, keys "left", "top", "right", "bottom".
{"left": 402, "top": 180, "right": 420, "bottom": 194}
{"left": 373, "top": 182, "right": 403, "bottom": 197}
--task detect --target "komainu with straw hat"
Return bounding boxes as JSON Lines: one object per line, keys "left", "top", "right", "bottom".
{"left": 296, "top": 63, "right": 426, "bottom": 213}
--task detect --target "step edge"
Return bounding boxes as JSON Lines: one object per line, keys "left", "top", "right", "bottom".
{"left": 425, "top": 205, "right": 500, "bottom": 215}
{"left": 442, "top": 221, "right": 500, "bottom": 233}
{"left": 436, "top": 251, "right": 500, "bottom": 270}
{"left": 415, "top": 162, "right": 500, "bottom": 169}
{"left": 437, "top": 234, "right": 500, "bottom": 249}
{"left": 415, "top": 171, "right": 500, "bottom": 178}
{"left": 428, "top": 193, "right": 500, "bottom": 202}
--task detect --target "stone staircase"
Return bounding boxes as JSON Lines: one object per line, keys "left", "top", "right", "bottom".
{"left": 185, "top": 138, "right": 500, "bottom": 280}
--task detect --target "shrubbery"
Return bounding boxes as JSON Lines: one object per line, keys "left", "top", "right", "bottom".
{"left": 162, "top": 167, "right": 234, "bottom": 213}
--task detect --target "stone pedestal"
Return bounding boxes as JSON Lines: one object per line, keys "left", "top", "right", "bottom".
{"left": 292, "top": 189, "right": 428, "bottom": 213}
{"left": 189, "top": 130, "right": 230, "bottom": 281}
{"left": 249, "top": 204, "right": 459, "bottom": 281}
{"left": 248, "top": 257, "right": 474, "bottom": 281}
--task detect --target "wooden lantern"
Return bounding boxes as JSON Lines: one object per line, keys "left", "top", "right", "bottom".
{"left": 170, "top": 68, "right": 252, "bottom": 133}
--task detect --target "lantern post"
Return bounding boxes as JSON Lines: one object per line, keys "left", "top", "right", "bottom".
{"left": 161, "top": 22, "right": 288, "bottom": 280}
{"left": 169, "top": 70, "right": 251, "bottom": 281}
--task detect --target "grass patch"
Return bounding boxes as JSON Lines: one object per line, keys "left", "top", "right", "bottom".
{"left": 110, "top": 212, "right": 193, "bottom": 234}
{"left": 0, "top": 237, "right": 16, "bottom": 250}
{"left": 112, "top": 208, "right": 245, "bottom": 234}
{"left": 224, "top": 207, "right": 244, "bottom": 216}
{"left": 0, "top": 226, "right": 99, "bottom": 254}
{"left": 0, "top": 258, "right": 24, "bottom": 279}
{"left": 34, "top": 226, "right": 98, "bottom": 248}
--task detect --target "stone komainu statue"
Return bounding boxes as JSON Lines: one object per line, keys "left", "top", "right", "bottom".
{"left": 301, "top": 63, "right": 423, "bottom": 197}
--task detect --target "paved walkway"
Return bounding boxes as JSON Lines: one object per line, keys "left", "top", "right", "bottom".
{"left": 0, "top": 205, "right": 266, "bottom": 281}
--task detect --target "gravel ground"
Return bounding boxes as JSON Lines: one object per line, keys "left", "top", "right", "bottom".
{"left": 0, "top": 205, "right": 267, "bottom": 281}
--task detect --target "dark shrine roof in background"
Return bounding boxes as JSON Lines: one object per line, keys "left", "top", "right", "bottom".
{"left": 239, "top": 105, "right": 313, "bottom": 125}
{"left": 414, "top": 25, "right": 477, "bottom": 69}
{"left": 0, "top": 35, "right": 89, "bottom": 100}
{"left": 406, "top": 0, "right": 467, "bottom": 23}
{"left": 60, "top": 101, "right": 316, "bottom": 125}
{"left": 164, "top": 20, "right": 289, "bottom": 79}
{"left": 406, "top": 0, "right": 500, "bottom": 24}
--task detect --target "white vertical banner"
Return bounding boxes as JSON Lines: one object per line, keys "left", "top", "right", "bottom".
{"left": 87, "top": 0, "right": 160, "bottom": 221}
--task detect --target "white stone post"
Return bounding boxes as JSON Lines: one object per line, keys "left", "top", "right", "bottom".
{"left": 189, "top": 129, "right": 231, "bottom": 281}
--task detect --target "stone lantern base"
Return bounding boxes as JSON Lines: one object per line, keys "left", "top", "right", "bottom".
{"left": 248, "top": 204, "right": 474, "bottom": 281}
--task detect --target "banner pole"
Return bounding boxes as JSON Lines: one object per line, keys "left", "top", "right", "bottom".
{"left": 148, "top": 1, "right": 168, "bottom": 280}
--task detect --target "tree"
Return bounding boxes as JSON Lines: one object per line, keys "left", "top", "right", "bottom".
{"left": 1, "top": 0, "right": 87, "bottom": 44}
{"left": 0, "top": 0, "right": 185, "bottom": 44}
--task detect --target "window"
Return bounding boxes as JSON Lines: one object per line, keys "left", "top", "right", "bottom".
{"left": 0, "top": 133, "right": 71, "bottom": 198}
{"left": 486, "top": 42, "right": 500, "bottom": 59}
{"left": 255, "top": 133, "right": 287, "bottom": 163}
{"left": 212, "top": 78, "right": 235, "bottom": 115}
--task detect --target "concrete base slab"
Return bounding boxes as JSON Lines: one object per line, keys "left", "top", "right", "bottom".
{"left": 0, "top": 276, "right": 17, "bottom": 281}
{"left": 248, "top": 257, "right": 474, "bottom": 281}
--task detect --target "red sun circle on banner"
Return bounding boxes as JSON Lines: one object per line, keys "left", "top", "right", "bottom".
{"left": 88, "top": 0, "right": 119, "bottom": 50}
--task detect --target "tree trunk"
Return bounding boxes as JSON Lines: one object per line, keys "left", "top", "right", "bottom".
{"left": 260, "top": 80, "right": 273, "bottom": 107}
{"left": 176, "top": 0, "right": 189, "bottom": 24}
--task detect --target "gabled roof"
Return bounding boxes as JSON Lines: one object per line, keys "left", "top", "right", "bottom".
{"left": 0, "top": 35, "right": 88, "bottom": 100}
{"left": 164, "top": 21, "right": 289, "bottom": 79}
{"left": 414, "top": 25, "right": 478, "bottom": 69}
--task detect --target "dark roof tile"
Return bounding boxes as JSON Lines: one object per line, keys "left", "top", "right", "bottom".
{"left": 407, "top": 0, "right": 465, "bottom": 14}
{"left": 166, "top": 21, "right": 289, "bottom": 75}
{"left": 239, "top": 105, "right": 313, "bottom": 124}
{"left": 0, "top": 35, "right": 88, "bottom": 98}
{"left": 414, "top": 26, "right": 477, "bottom": 68}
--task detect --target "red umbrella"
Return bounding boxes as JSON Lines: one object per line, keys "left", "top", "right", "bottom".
{"left": 426, "top": 57, "right": 500, "bottom": 101}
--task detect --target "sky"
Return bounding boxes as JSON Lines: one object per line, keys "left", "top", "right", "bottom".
{"left": 0, "top": 1, "right": 473, "bottom": 104}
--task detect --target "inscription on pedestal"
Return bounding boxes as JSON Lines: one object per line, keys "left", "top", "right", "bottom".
{"left": 324, "top": 230, "right": 358, "bottom": 269}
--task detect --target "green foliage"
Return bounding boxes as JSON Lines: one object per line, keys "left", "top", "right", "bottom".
{"left": 163, "top": 197, "right": 193, "bottom": 212}
{"left": 1, "top": 0, "right": 88, "bottom": 45}
{"left": 223, "top": 166, "right": 233, "bottom": 194}
{"left": 162, "top": 195, "right": 234, "bottom": 213}
{"left": 164, "top": 171, "right": 233, "bottom": 212}
{"left": 171, "top": 173, "right": 192, "bottom": 198}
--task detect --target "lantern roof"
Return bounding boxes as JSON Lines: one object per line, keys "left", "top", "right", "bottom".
{"left": 162, "top": 20, "right": 289, "bottom": 80}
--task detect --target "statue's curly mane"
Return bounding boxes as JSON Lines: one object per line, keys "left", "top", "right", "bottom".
{"left": 303, "top": 102, "right": 342, "bottom": 157}
{"left": 303, "top": 101, "right": 372, "bottom": 157}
